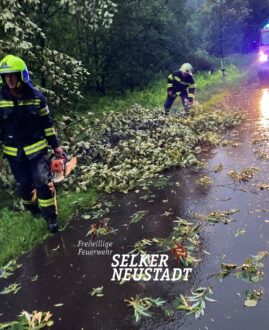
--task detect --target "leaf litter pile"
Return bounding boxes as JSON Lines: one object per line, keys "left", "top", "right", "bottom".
{"left": 0, "top": 104, "right": 242, "bottom": 195}
{"left": 59, "top": 104, "right": 242, "bottom": 193}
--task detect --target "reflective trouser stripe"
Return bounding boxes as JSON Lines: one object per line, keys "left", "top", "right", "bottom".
{"left": 38, "top": 198, "right": 55, "bottom": 208}
{"left": 44, "top": 127, "right": 56, "bottom": 137}
{"left": 188, "top": 93, "right": 194, "bottom": 98}
{"left": 3, "top": 145, "right": 18, "bottom": 156}
{"left": 23, "top": 139, "right": 48, "bottom": 156}
{"left": 22, "top": 190, "right": 37, "bottom": 205}
{"left": 167, "top": 83, "right": 173, "bottom": 88}
{"left": 174, "top": 76, "right": 181, "bottom": 82}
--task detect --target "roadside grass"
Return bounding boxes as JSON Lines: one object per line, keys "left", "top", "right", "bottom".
{"left": 0, "top": 58, "right": 251, "bottom": 267}
{"left": 0, "top": 190, "right": 96, "bottom": 267}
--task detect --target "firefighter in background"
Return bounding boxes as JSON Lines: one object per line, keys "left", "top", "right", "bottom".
{"left": 163, "top": 63, "right": 196, "bottom": 115}
{"left": 0, "top": 54, "right": 64, "bottom": 233}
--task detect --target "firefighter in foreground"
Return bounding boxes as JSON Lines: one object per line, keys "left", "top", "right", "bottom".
{"left": 163, "top": 63, "right": 196, "bottom": 115}
{"left": 0, "top": 54, "right": 64, "bottom": 233}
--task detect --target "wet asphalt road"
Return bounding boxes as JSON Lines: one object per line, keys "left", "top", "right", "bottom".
{"left": 1, "top": 80, "right": 269, "bottom": 330}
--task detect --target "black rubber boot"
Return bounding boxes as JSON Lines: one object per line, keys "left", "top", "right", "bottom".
{"left": 46, "top": 217, "right": 59, "bottom": 233}
{"left": 163, "top": 109, "right": 170, "bottom": 115}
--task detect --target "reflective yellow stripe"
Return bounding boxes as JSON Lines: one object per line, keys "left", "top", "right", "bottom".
{"left": 44, "top": 127, "right": 56, "bottom": 137}
{"left": 179, "top": 81, "right": 189, "bottom": 86}
{"left": 0, "top": 101, "right": 13, "bottom": 107}
{"left": 3, "top": 145, "right": 18, "bottom": 156}
{"left": 167, "top": 83, "right": 173, "bottom": 88}
{"left": 22, "top": 190, "right": 37, "bottom": 205}
{"left": 188, "top": 93, "right": 195, "bottom": 98}
{"left": 38, "top": 106, "right": 49, "bottom": 116}
{"left": 189, "top": 84, "right": 196, "bottom": 88}
{"left": 38, "top": 198, "right": 55, "bottom": 207}
{"left": 168, "top": 74, "right": 173, "bottom": 80}
{"left": 23, "top": 139, "right": 48, "bottom": 156}
{"left": 18, "top": 99, "right": 41, "bottom": 106}
{"left": 3, "top": 145, "right": 17, "bottom": 151}
{"left": 174, "top": 76, "right": 181, "bottom": 82}
{"left": 3, "top": 150, "right": 17, "bottom": 156}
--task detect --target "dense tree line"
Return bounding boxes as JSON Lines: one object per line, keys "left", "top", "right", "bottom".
{"left": 0, "top": 0, "right": 269, "bottom": 107}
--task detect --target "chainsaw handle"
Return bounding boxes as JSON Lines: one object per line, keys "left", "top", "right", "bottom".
{"left": 49, "top": 150, "right": 68, "bottom": 161}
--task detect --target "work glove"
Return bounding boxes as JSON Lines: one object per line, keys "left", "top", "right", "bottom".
{"left": 54, "top": 146, "right": 66, "bottom": 159}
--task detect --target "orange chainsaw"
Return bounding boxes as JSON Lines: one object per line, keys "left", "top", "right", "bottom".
{"left": 50, "top": 152, "right": 77, "bottom": 183}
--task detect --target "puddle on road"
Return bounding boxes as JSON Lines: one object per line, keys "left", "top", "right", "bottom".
{"left": 2, "top": 83, "right": 269, "bottom": 330}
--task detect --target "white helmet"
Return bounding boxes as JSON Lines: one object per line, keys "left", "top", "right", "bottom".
{"left": 180, "top": 63, "right": 193, "bottom": 74}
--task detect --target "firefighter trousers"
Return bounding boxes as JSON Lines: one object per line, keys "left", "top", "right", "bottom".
{"left": 8, "top": 154, "right": 57, "bottom": 222}
{"left": 164, "top": 91, "right": 188, "bottom": 111}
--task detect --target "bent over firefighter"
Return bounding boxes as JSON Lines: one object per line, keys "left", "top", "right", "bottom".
{"left": 163, "top": 63, "right": 196, "bottom": 115}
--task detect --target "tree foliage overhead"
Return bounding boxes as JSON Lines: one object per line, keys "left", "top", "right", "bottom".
{"left": 190, "top": 0, "right": 250, "bottom": 56}
{"left": 85, "top": 0, "right": 189, "bottom": 92}
{"left": 0, "top": 0, "right": 117, "bottom": 107}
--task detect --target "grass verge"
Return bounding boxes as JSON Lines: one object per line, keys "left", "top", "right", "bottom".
{"left": 0, "top": 190, "right": 96, "bottom": 267}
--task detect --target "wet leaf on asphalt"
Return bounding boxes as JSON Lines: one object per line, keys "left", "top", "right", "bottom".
{"left": 197, "top": 176, "right": 213, "bottom": 187}
{"left": 253, "top": 251, "right": 268, "bottom": 261}
{"left": 90, "top": 286, "right": 104, "bottom": 297}
{"left": 236, "top": 252, "right": 268, "bottom": 283}
{"left": 228, "top": 167, "right": 259, "bottom": 182}
{"left": 128, "top": 210, "right": 148, "bottom": 225}
{"left": 234, "top": 229, "right": 246, "bottom": 238}
{"left": 86, "top": 219, "right": 117, "bottom": 238}
{"left": 129, "top": 239, "right": 152, "bottom": 254}
{"left": 161, "top": 211, "right": 173, "bottom": 217}
{"left": 0, "top": 260, "right": 22, "bottom": 279}
{"left": 30, "top": 275, "right": 38, "bottom": 282}
{"left": 194, "top": 209, "right": 239, "bottom": 225}
{"left": 217, "top": 263, "right": 237, "bottom": 279}
{"left": 244, "top": 299, "right": 258, "bottom": 307}
{"left": 214, "top": 163, "right": 224, "bottom": 173}
{"left": 176, "top": 287, "right": 216, "bottom": 319}
{"left": 125, "top": 296, "right": 166, "bottom": 323}
{"left": 244, "top": 289, "right": 263, "bottom": 307}
{"left": 0, "top": 283, "right": 21, "bottom": 295}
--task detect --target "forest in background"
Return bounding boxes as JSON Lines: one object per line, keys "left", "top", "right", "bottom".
{"left": 0, "top": 0, "right": 268, "bottom": 107}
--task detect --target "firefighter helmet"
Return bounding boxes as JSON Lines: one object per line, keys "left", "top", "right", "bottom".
{"left": 0, "top": 55, "right": 30, "bottom": 83}
{"left": 180, "top": 63, "right": 193, "bottom": 74}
